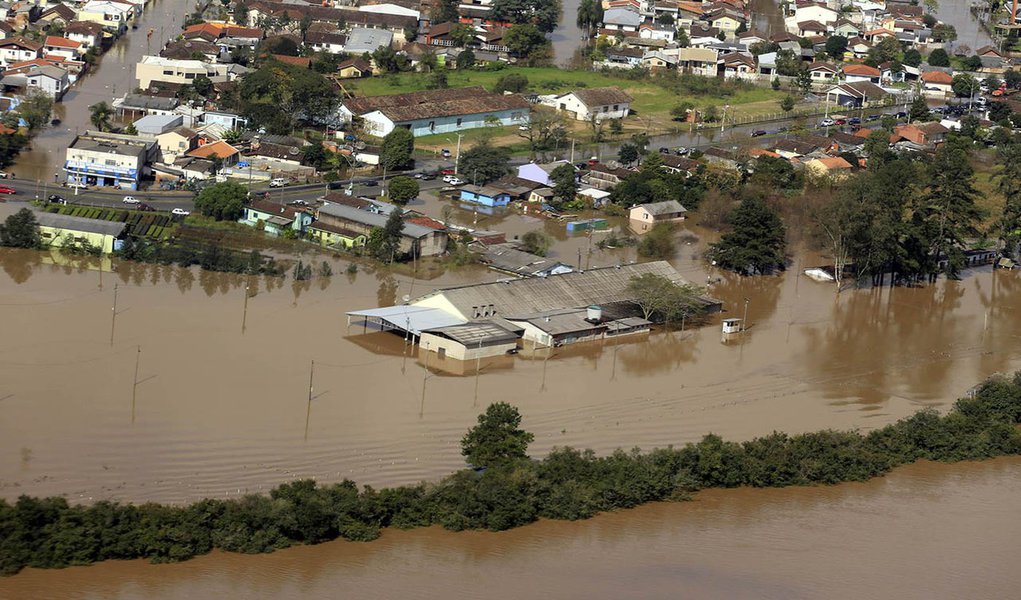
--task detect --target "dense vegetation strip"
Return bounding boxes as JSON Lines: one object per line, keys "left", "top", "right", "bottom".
{"left": 3, "top": 373, "right": 1021, "bottom": 576}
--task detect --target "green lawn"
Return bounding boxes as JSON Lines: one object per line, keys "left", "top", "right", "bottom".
{"left": 346, "top": 68, "right": 782, "bottom": 122}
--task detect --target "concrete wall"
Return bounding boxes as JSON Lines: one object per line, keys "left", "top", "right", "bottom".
{"left": 418, "top": 332, "right": 516, "bottom": 361}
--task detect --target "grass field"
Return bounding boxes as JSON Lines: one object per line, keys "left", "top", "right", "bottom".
{"left": 345, "top": 67, "right": 783, "bottom": 124}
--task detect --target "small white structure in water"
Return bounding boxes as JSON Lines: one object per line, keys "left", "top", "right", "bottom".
{"left": 721, "top": 318, "right": 743, "bottom": 335}
{"left": 803, "top": 267, "right": 836, "bottom": 282}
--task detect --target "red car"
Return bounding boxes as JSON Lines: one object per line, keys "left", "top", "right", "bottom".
{"left": 440, "top": 168, "right": 456, "bottom": 175}
{"left": 0, "top": 186, "right": 16, "bottom": 194}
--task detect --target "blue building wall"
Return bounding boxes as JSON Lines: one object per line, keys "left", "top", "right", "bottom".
{"left": 403, "top": 108, "right": 528, "bottom": 137}
{"left": 459, "top": 189, "right": 512, "bottom": 208}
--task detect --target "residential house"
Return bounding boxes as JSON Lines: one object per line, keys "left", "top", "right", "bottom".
{"left": 135, "top": 55, "right": 238, "bottom": 89}
{"left": 677, "top": 46, "right": 719, "bottom": 76}
{"left": 808, "top": 61, "right": 839, "bottom": 81}
{"left": 305, "top": 31, "right": 347, "bottom": 55}
{"left": 517, "top": 161, "right": 570, "bottom": 186}
{"left": 337, "top": 57, "right": 372, "bottom": 78}
{"left": 65, "top": 22, "right": 105, "bottom": 50}
{"left": 642, "top": 50, "right": 677, "bottom": 70}
{"left": 638, "top": 23, "right": 675, "bottom": 42}
{"left": 0, "top": 204, "right": 126, "bottom": 254}
{"left": 878, "top": 61, "right": 906, "bottom": 84}
{"left": 842, "top": 63, "right": 881, "bottom": 84}
{"left": 660, "top": 154, "right": 699, "bottom": 175}
{"left": 719, "top": 52, "right": 756, "bottom": 80}
{"left": 113, "top": 94, "right": 179, "bottom": 118}
{"left": 182, "top": 22, "right": 223, "bottom": 43}
{"left": 707, "top": 8, "right": 746, "bottom": 38}
{"left": 793, "top": 2, "right": 838, "bottom": 25}
{"left": 38, "top": 4, "right": 77, "bottom": 27}
{"left": 797, "top": 20, "right": 828, "bottom": 37}
{"left": 602, "top": 8, "right": 642, "bottom": 32}
{"left": 825, "top": 81, "right": 889, "bottom": 108}
{"left": 78, "top": 0, "right": 135, "bottom": 32}
{"left": 64, "top": 130, "right": 159, "bottom": 190}
{"left": 43, "top": 36, "right": 84, "bottom": 60}
{"left": 583, "top": 163, "right": 632, "bottom": 190}
{"left": 317, "top": 201, "right": 449, "bottom": 257}
{"left": 975, "top": 45, "right": 1006, "bottom": 69}
{"left": 832, "top": 19, "right": 860, "bottom": 37}
{"left": 605, "top": 46, "right": 644, "bottom": 67}
{"left": 239, "top": 199, "right": 314, "bottom": 236}
{"left": 201, "top": 110, "right": 247, "bottom": 130}
{"left": 737, "top": 29, "right": 768, "bottom": 47}
{"left": 892, "top": 122, "right": 948, "bottom": 146}
{"left": 308, "top": 220, "right": 367, "bottom": 249}
{"left": 340, "top": 86, "right": 530, "bottom": 137}
{"left": 155, "top": 125, "right": 198, "bottom": 159}
{"left": 460, "top": 184, "right": 512, "bottom": 208}
{"left": 549, "top": 87, "right": 633, "bottom": 122}
{"left": 629, "top": 200, "right": 687, "bottom": 232}
{"left": 186, "top": 140, "right": 240, "bottom": 167}
{"left": 771, "top": 136, "right": 829, "bottom": 159}
{"left": 132, "top": 114, "right": 182, "bottom": 136}
{"left": 160, "top": 39, "right": 220, "bottom": 62}
{"left": 478, "top": 242, "right": 574, "bottom": 278}
{"left": 0, "top": 37, "right": 40, "bottom": 68}
{"left": 1, "top": 63, "right": 70, "bottom": 99}
{"left": 804, "top": 156, "right": 854, "bottom": 180}
{"left": 920, "top": 70, "right": 953, "bottom": 96}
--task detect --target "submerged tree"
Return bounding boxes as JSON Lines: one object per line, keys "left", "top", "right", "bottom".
{"left": 0, "top": 208, "right": 41, "bottom": 249}
{"left": 710, "top": 195, "right": 786, "bottom": 275}
{"left": 461, "top": 402, "right": 534, "bottom": 468}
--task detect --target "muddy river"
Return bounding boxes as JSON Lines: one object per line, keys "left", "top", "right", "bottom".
{"left": 2, "top": 221, "right": 1020, "bottom": 505}
{"left": 3, "top": 457, "right": 1019, "bottom": 598}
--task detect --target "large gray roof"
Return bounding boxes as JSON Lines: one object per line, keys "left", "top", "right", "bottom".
{"left": 0, "top": 203, "right": 127, "bottom": 237}
{"left": 413, "top": 261, "right": 696, "bottom": 318}
{"left": 317, "top": 201, "right": 435, "bottom": 238}
{"left": 638, "top": 200, "right": 687, "bottom": 216}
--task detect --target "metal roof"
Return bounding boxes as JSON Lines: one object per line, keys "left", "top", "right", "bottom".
{"left": 317, "top": 202, "right": 435, "bottom": 238}
{"left": 413, "top": 261, "right": 697, "bottom": 318}
{"left": 347, "top": 305, "right": 466, "bottom": 336}
{"left": 423, "top": 321, "right": 522, "bottom": 347}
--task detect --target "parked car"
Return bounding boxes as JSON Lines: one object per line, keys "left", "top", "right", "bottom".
{"left": 819, "top": 117, "right": 835, "bottom": 127}
{"left": 587, "top": 157, "right": 600, "bottom": 166}
{"left": 442, "top": 175, "right": 465, "bottom": 185}
{"left": 750, "top": 129, "right": 767, "bottom": 137}
{"left": 659, "top": 147, "right": 671, "bottom": 154}
{"left": 674, "top": 147, "right": 689, "bottom": 155}
{"left": 866, "top": 114, "right": 881, "bottom": 122}
{"left": 48, "top": 194, "right": 65, "bottom": 204}
{"left": 363, "top": 179, "right": 378, "bottom": 187}
{"left": 834, "top": 118, "right": 847, "bottom": 125}
{"left": 895, "top": 111, "right": 908, "bottom": 118}
{"left": 137, "top": 203, "right": 155, "bottom": 212}
{"left": 66, "top": 181, "right": 88, "bottom": 190}
{"left": 441, "top": 149, "right": 452, "bottom": 158}
{"left": 440, "top": 168, "right": 456, "bottom": 176}
{"left": 848, "top": 117, "right": 861, "bottom": 125}
{"left": 0, "top": 186, "right": 16, "bottom": 194}
{"left": 122, "top": 195, "right": 139, "bottom": 204}
{"left": 269, "top": 178, "right": 288, "bottom": 188}
{"left": 171, "top": 208, "right": 190, "bottom": 216}
{"left": 0, "top": 171, "right": 9, "bottom": 179}
{"left": 421, "top": 172, "right": 437, "bottom": 180}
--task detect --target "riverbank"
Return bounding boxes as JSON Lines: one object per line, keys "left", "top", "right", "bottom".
{"left": 2, "top": 372, "right": 1019, "bottom": 576}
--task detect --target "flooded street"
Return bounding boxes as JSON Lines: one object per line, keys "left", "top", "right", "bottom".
{"left": 11, "top": 0, "right": 191, "bottom": 181}
{"left": 936, "top": 0, "right": 994, "bottom": 52}
{"left": 4, "top": 457, "right": 1020, "bottom": 599}
{"left": 2, "top": 222, "right": 1020, "bottom": 505}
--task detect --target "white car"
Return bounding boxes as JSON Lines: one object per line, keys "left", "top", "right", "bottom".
{"left": 819, "top": 117, "right": 835, "bottom": 127}
{"left": 269, "top": 178, "right": 288, "bottom": 188}
{"left": 122, "top": 196, "right": 139, "bottom": 204}
{"left": 171, "top": 208, "right": 190, "bottom": 216}
{"left": 442, "top": 175, "right": 465, "bottom": 185}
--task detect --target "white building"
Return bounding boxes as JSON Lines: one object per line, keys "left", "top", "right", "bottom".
{"left": 0, "top": 38, "right": 41, "bottom": 68}
{"left": 547, "top": 87, "right": 633, "bottom": 121}
{"left": 134, "top": 55, "right": 236, "bottom": 90}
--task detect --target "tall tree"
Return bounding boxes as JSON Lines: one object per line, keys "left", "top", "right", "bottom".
{"left": 89, "top": 101, "right": 113, "bottom": 132}
{"left": 194, "top": 182, "right": 247, "bottom": 221}
{"left": 461, "top": 402, "right": 534, "bottom": 468}
{"left": 503, "top": 23, "right": 548, "bottom": 58}
{"left": 911, "top": 137, "right": 982, "bottom": 278}
{"left": 995, "top": 142, "right": 1021, "bottom": 257}
{"left": 549, "top": 163, "right": 577, "bottom": 205}
{"left": 0, "top": 208, "right": 41, "bottom": 249}
{"left": 491, "top": 0, "right": 561, "bottom": 33}
{"left": 379, "top": 128, "right": 415, "bottom": 171}
{"left": 367, "top": 208, "right": 404, "bottom": 262}
{"left": 387, "top": 176, "right": 419, "bottom": 205}
{"left": 458, "top": 140, "right": 511, "bottom": 184}
{"left": 710, "top": 194, "right": 786, "bottom": 275}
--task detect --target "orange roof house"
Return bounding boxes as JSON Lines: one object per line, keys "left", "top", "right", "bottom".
{"left": 186, "top": 140, "right": 240, "bottom": 162}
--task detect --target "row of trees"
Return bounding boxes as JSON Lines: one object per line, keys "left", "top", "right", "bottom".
{"left": 3, "top": 373, "right": 1021, "bottom": 575}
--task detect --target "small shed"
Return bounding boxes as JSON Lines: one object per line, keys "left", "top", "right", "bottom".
{"left": 418, "top": 320, "right": 524, "bottom": 360}
{"left": 132, "top": 114, "right": 183, "bottom": 136}
{"left": 721, "top": 318, "right": 742, "bottom": 334}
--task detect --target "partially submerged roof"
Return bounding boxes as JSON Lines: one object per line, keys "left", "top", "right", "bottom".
{"left": 422, "top": 320, "right": 523, "bottom": 346}
{"left": 347, "top": 305, "right": 466, "bottom": 336}
{"left": 637, "top": 200, "right": 687, "bottom": 215}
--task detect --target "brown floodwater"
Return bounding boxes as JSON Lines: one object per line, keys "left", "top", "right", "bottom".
{"left": 3, "top": 457, "right": 1020, "bottom": 599}
{"left": 2, "top": 220, "right": 1020, "bottom": 505}
{"left": 12, "top": 0, "right": 190, "bottom": 181}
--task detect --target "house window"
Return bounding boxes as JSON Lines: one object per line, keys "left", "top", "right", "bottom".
{"left": 429, "top": 121, "right": 435, "bottom": 132}
{"left": 163, "top": 69, "right": 173, "bottom": 75}
{"left": 602, "top": 106, "right": 608, "bottom": 112}
{"left": 613, "top": 104, "right": 619, "bottom": 110}
{"left": 456, "top": 118, "right": 462, "bottom": 126}
{"left": 184, "top": 73, "right": 195, "bottom": 79}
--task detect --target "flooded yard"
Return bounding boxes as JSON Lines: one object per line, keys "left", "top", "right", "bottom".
{"left": 2, "top": 221, "right": 1019, "bottom": 505}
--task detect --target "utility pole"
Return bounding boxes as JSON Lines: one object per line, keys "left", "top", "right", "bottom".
{"left": 131, "top": 345, "right": 141, "bottom": 423}
{"left": 420, "top": 342, "right": 430, "bottom": 418}
{"left": 241, "top": 279, "right": 251, "bottom": 333}
{"left": 109, "top": 283, "right": 119, "bottom": 347}
{"left": 742, "top": 297, "right": 749, "bottom": 333}
{"left": 304, "top": 359, "right": 314, "bottom": 441}
{"left": 453, "top": 133, "right": 464, "bottom": 175}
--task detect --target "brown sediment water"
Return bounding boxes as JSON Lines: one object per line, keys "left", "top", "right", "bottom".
{"left": 3, "top": 457, "right": 1020, "bottom": 599}
{"left": 2, "top": 227, "right": 1020, "bottom": 505}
